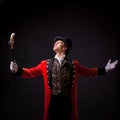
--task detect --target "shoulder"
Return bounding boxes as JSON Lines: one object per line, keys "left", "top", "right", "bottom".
{"left": 37, "top": 59, "right": 48, "bottom": 65}
{"left": 65, "top": 57, "right": 79, "bottom": 63}
{"left": 72, "top": 59, "right": 80, "bottom": 66}
{"left": 40, "top": 58, "right": 54, "bottom": 64}
{"left": 66, "top": 58, "right": 80, "bottom": 66}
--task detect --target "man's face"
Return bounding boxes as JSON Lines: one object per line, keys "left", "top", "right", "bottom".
{"left": 53, "top": 40, "right": 67, "bottom": 53}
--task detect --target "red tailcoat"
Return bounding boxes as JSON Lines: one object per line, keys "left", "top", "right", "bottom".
{"left": 21, "top": 59, "right": 98, "bottom": 120}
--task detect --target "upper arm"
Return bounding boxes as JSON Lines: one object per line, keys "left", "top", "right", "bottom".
{"left": 21, "top": 60, "right": 46, "bottom": 78}
{"left": 74, "top": 60, "right": 98, "bottom": 77}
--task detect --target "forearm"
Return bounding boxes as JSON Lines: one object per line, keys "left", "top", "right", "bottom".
{"left": 15, "top": 67, "right": 24, "bottom": 76}
{"left": 97, "top": 67, "right": 106, "bottom": 75}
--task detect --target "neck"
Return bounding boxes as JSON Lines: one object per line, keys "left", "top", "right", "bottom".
{"left": 55, "top": 52, "right": 65, "bottom": 58}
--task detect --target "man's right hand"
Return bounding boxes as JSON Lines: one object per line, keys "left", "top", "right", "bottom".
{"left": 10, "top": 61, "right": 18, "bottom": 73}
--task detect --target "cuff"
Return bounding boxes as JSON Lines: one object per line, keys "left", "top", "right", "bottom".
{"left": 97, "top": 67, "right": 106, "bottom": 75}
{"left": 15, "top": 67, "right": 24, "bottom": 76}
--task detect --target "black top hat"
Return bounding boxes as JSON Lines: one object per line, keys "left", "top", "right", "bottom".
{"left": 54, "top": 36, "right": 72, "bottom": 56}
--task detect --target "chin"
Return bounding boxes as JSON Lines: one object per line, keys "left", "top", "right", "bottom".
{"left": 53, "top": 48, "right": 56, "bottom": 52}
{"left": 53, "top": 48, "right": 55, "bottom": 51}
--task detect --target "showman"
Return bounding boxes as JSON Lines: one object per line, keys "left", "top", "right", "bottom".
{"left": 10, "top": 35, "right": 118, "bottom": 120}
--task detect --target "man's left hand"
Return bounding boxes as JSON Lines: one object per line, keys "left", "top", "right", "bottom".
{"left": 105, "top": 59, "right": 118, "bottom": 72}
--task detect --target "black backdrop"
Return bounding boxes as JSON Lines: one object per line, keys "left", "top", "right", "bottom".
{"left": 0, "top": 1, "right": 119, "bottom": 120}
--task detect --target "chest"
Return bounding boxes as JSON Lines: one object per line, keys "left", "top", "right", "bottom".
{"left": 46, "top": 58, "right": 74, "bottom": 88}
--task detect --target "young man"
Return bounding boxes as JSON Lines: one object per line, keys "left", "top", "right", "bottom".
{"left": 10, "top": 36, "right": 118, "bottom": 120}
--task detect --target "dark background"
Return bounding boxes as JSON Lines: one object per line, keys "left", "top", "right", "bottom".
{"left": 0, "top": 0, "right": 119, "bottom": 120}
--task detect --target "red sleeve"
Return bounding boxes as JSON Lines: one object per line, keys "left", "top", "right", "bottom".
{"left": 74, "top": 60, "right": 98, "bottom": 76}
{"left": 21, "top": 60, "right": 45, "bottom": 78}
